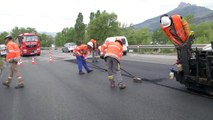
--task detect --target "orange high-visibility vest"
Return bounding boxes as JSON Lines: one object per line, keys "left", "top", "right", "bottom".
{"left": 6, "top": 41, "right": 21, "bottom": 61}
{"left": 100, "top": 41, "right": 123, "bottom": 62}
{"left": 161, "top": 14, "right": 188, "bottom": 46}
{"left": 73, "top": 44, "right": 89, "bottom": 58}
{"left": 90, "top": 39, "right": 98, "bottom": 49}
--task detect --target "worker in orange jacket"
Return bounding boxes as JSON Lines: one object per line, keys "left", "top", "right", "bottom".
{"left": 99, "top": 38, "right": 126, "bottom": 89}
{"left": 160, "top": 14, "right": 194, "bottom": 60}
{"left": 89, "top": 39, "right": 99, "bottom": 63}
{"left": 2, "top": 35, "right": 24, "bottom": 89}
{"left": 73, "top": 42, "right": 94, "bottom": 75}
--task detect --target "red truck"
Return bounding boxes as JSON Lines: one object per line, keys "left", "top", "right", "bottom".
{"left": 16, "top": 33, "right": 41, "bottom": 56}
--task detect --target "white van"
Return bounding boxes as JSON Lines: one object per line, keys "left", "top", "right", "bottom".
{"left": 105, "top": 36, "right": 129, "bottom": 55}
{"left": 0, "top": 44, "right": 7, "bottom": 57}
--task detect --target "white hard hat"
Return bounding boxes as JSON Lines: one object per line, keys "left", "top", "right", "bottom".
{"left": 87, "top": 41, "right": 93, "bottom": 48}
{"left": 160, "top": 16, "right": 171, "bottom": 28}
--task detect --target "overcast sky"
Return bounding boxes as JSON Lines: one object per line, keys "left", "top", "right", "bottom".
{"left": 0, "top": 0, "right": 213, "bottom": 33}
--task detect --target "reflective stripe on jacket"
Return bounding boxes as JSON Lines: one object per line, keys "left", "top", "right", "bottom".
{"left": 6, "top": 41, "right": 21, "bottom": 61}
{"left": 161, "top": 14, "right": 189, "bottom": 46}
{"left": 73, "top": 44, "right": 89, "bottom": 58}
{"left": 100, "top": 42, "right": 123, "bottom": 62}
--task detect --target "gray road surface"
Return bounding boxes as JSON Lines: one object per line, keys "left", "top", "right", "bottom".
{"left": 0, "top": 51, "right": 212, "bottom": 120}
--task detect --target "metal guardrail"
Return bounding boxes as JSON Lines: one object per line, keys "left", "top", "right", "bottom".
{"left": 41, "top": 44, "right": 209, "bottom": 51}
{"left": 128, "top": 44, "right": 208, "bottom": 49}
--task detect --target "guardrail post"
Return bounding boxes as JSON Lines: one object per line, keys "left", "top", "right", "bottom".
{"left": 137, "top": 45, "right": 140, "bottom": 53}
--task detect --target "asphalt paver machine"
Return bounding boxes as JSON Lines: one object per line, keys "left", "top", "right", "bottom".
{"left": 171, "top": 36, "right": 213, "bottom": 94}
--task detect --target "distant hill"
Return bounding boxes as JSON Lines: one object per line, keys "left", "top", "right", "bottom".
{"left": 133, "top": 2, "right": 213, "bottom": 31}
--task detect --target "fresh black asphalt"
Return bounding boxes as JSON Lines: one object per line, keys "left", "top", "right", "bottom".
{"left": 0, "top": 56, "right": 213, "bottom": 120}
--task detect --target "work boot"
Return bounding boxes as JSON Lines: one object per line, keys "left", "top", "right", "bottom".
{"left": 110, "top": 80, "right": 115, "bottom": 88}
{"left": 15, "top": 83, "right": 24, "bottom": 89}
{"left": 79, "top": 71, "right": 85, "bottom": 75}
{"left": 87, "top": 70, "right": 93, "bottom": 73}
{"left": 118, "top": 82, "right": 126, "bottom": 89}
{"left": 2, "top": 81, "right": 10, "bottom": 88}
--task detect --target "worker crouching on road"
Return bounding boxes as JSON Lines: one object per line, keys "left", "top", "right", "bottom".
{"left": 73, "top": 42, "right": 93, "bottom": 75}
{"left": 99, "top": 38, "right": 126, "bottom": 89}
{"left": 2, "top": 35, "right": 24, "bottom": 89}
{"left": 89, "top": 39, "right": 99, "bottom": 63}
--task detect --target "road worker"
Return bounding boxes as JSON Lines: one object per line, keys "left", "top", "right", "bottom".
{"left": 99, "top": 38, "right": 126, "bottom": 89}
{"left": 89, "top": 39, "right": 99, "bottom": 63}
{"left": 160, "top": 14, "right": 194, "bottom": 60}
{"left": 73, "top": 42, "right": 93, "bottom": 75}
{"left": 2, "top": 35, "right": 24, "bottom": 89}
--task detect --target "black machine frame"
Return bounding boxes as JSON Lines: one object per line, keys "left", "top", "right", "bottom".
{"left": 174, "top": 37, "right": 213, "bottom": 94}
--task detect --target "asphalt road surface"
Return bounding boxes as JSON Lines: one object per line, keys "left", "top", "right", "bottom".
{"left": 0, "top": 50, "right": 212, "bottom": 120}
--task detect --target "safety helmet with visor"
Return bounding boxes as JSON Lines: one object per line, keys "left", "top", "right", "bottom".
{"left": 87, "top": 41, "right": 93, "bottom": 48}
{"left": 160, "top": 16, "right": 171, "bottom": 28}
{"left": 4, "top": 35, "right": 12, "bottom": 40}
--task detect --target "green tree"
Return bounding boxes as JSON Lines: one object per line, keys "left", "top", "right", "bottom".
{"left": 11, "top": 27, "right": 37, "bottom": 39}
{"left": 87, "top": 11, "right": 121, "bottom": 43}
{"left": 152, "top": 29, "right": 168, "bottom": 44}
{"left": 89, "top": 12, "right": 95, "bottom": 22}
{"left": 120, "top": 25, "right": 136, "bottom": 45}
{"left": 193, "top": 21, "right": 213, "bottom": 44}
{"left": 74, "top": 12, "right": 86, "bottom": 44}
{"left": 134, "top": 28, "right": 152, "bottom": 45}
{"left": 55, "top": 32, "right": 64, "bottom": 46}
{"left": 0, "top": 31, "right": 9, "bottom": 44}
{"left": 95, "top": 10, "right": 101, "bottom": 18}
{"left": 39, "top": 33, "right": 54, "bottom": 47}
{"left": 55, "top": 27, "right": 76, "bottom": 46}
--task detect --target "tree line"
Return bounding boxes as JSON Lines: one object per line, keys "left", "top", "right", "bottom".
{"left": 55, "top": 11, "right": 213, "bottom": 46}
{"left": 1, "top": 11, "right": 213, "bottom": 47}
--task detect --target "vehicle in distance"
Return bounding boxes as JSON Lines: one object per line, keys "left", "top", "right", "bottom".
{"left": 62, "top": 42, "right": 77, "bottom": 53}
{"left": 105, "top": 36, "right": 129, "bottom": 55}
{"left": 0, "top": 44, "right": 7, "bottom": 57}
{"left": 16, "top": 33, "right": 41, "bottom": 56}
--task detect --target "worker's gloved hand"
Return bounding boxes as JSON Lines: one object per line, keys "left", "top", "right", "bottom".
{"left": 189, "top": 31, "right": 195, "bottom": 40}
{"left": 100, "top": 55, "right": 104, "bottom": 59}
{"left": 73, "top": 52, "right": 77, "bottom": 56}
{"left": 189, "top": 31, "right": 194, "bottom": 36}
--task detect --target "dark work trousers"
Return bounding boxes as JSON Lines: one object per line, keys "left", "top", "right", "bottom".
{"left": 92, "top": 49, "right": 98, "bottom": 62}
{"left": 7, "top": 62, "right": 24, "bottom": 85}
{"left": 105, "top": 57, "right": 123, "bottom": 84}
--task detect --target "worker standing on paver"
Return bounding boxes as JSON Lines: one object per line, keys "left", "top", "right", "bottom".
{"left": 89, "top": 39, "right": 99, "bottom": 63}
{"left": 73, "top": 42, "right": 94, "bottom": 75}
{"left": 160, "top": 14, "right": 194, "bottom": 60}
{"left": 99, "top": 38, "right": 126, "bottom": 89}
{"left": 2, "top": 35, "right": 24, "bottom": 89}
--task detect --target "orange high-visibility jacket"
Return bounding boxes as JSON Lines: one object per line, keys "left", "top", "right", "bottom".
{"left": 73, "top": 44, "right": 89, "bottom": 58}
{"left": 90, "top": 39, "right": 98, "bottom": 49}
{"left": 161, "top": 14, "right": 190, "bottom": 46}
{"left": 100, "top": 41, "right": 123, "bottom": 62}
{"left": 6, "top": 41, "right": 21, "bottom": 61}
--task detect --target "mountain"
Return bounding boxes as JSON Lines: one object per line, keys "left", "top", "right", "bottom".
{"left": 133, "top": 2, "right": 213, "bottom": 31}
